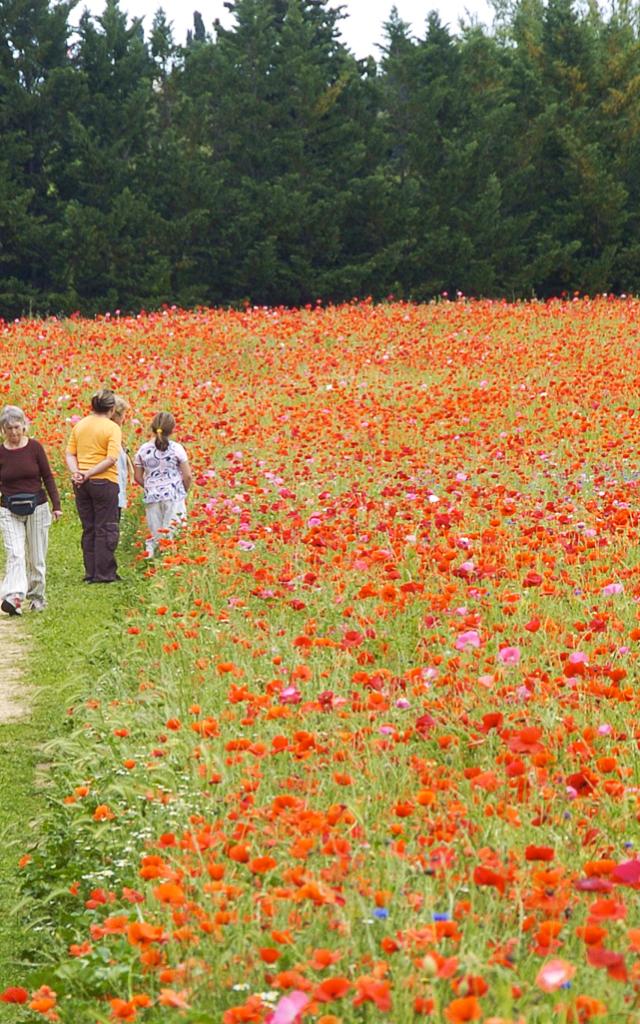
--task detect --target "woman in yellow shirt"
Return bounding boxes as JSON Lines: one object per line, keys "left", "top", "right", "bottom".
{"left": 65, "top": 389, "right": 122, "bottom": 583}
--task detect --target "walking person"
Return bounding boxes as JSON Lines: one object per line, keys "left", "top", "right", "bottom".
{"left": 134, "top": 412, "right": 192, "bottom": 557}
{"left": 0, "top": 405, "right": 62, "bottom": 615}
{"left": 65, "top": 389, "right": 122, "bottom": 583}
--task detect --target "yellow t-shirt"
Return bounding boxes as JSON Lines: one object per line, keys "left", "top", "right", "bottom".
{"left": 67, "top": 415, "right": 122, "bottom": 484}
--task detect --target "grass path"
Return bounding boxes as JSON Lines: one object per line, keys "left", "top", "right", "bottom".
{"left": 0, "top": 617, "right": 30, "bottom": 724}
{"left": 0, "top": 610, "right": 37, "bottom": 1001}
{"left": 0, "top": 510, "right": 139, "bottom": 1012}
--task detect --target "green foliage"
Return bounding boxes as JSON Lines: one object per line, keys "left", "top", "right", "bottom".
{"left": 0, "top": 510, "right": 134, "bottom": 1021}
{"left": 5, "top": 0, "right": 640, "bottom": 312}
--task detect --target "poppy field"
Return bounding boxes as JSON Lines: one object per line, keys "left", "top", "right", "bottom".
{"left": 5, "top": 298, "right": 640, "bottom": 1023}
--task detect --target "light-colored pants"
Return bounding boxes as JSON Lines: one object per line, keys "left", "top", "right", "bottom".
{"left": 145, "top": 500, "right": 186, "bottom": 555}
{"left": 0, "top": 503, "right": 52, "bottom": 604}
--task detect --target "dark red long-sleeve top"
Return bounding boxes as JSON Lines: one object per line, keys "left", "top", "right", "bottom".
{"left": 0, "top": 439, "right": 61, "bottom": 511}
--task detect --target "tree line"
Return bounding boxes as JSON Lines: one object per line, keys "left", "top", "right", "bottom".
{"left": 2, "top": 0, "right": 640, "bottom": 318}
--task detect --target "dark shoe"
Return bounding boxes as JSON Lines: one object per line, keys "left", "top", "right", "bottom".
{"left": 2, "top": 597, "right": 22, "bottom": 616}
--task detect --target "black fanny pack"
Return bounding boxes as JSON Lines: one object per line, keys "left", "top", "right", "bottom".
{"left": 2, "top": 493, "right": 40, "bottom": 516}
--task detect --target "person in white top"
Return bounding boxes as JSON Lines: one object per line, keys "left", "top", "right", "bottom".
{"left": 134, "top": 412, "right": 192, "bottom": 557}
{"left": 112, "top": 396, "right": 134, "bottom": 517}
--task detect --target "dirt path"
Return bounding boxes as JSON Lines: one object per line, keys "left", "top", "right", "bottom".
{"left": 0, "top": 617, "right": 30, "bottom": 723}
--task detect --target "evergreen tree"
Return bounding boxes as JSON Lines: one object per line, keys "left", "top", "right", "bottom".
{"left": 379, "top": 12, "right": 474, "bottom": 297}
{"left": 448, "top": 24, "right": 525, "bottom": 295}
{"left": 2, "top": 0, "right": 640, "bottom": 311}
{"left": 176, "top": 0, "right": 388, "bottom": 304}
{"left": 60, "top": 0, "right": 171, "bottom": 312}
{"left": 142, "top": 9, "right": 208, "bottom": 306}
{"left": 0, "top": 0, "right": 77, "bottom": 315}
{"left": 597, "top": 2, "right": 640, "bottom": 289}
{"left": 505, "top": 0, "right": 627, "bottom": 294}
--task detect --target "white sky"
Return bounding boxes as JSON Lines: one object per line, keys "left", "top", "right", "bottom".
{"left": 74, "top": 0, "right": 495, "bottom": 55}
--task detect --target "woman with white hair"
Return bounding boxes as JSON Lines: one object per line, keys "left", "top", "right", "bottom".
{"left": 0, "top": 405, "right": 62, "bottom": 615}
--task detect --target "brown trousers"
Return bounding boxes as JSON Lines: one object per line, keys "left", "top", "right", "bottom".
{"left": 74, "top": 479, "right": 120, "bottom": 582}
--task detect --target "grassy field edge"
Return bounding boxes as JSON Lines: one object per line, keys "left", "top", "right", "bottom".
{"left": 0, "top": 506, "right": 142, "bottom": 1016}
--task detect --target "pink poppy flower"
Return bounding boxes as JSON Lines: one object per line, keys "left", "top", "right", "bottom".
{"left": 455, "top": 630, "right": 481, "bottom": 650}
{"left": 280, "top": 686, "right": 301, "bottom": 705}
{"left": 568, "top": 651, "right": 588, "bottom": 665}
{"left": 602, "top": 582, "right": 623, "bottom": 596}
{"left": 266, "top": 991, "right": 309, "bottom": 1024}
{"left": 535, "top": 958, "right": 575, "bottom": 992}
{"left": 498, "top": 646, "right": 521, "bottom": 665}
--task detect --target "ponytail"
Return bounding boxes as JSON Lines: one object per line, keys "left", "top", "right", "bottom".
{"left": 150, "top": 412, "right": 175, "bottom": 452}
{"left": 155, "top": 426, "right": 169, "bottom": 452}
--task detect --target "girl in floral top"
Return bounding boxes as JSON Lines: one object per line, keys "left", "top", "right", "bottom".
{"left": 134, "top": 412, "right": 192, "bottom": 556}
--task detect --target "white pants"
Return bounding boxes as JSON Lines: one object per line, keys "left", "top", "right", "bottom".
{"left": 145, "top": 500, "right": 186, "bottom": 555}
{"left": 0, "top": 503, "right": 52, "bottom": 604}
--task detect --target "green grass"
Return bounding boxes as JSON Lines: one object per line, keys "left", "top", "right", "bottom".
{"left": 0, "top": 505, "right": 141, "bottom": 1014}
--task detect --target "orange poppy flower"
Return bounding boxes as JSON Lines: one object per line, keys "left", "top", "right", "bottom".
{"left": 248, "top": 855, "right": 277, "bottom": 874}
{"left": 315, "top": 977, "right": 351, "bottom": 1001}
{"left": 444, "top": 996, "right": 483, "bottom": 1022}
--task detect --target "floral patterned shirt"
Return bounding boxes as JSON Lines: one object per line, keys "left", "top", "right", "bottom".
{"left": 134, "top": 440, "right": 188, "bottom": 504}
